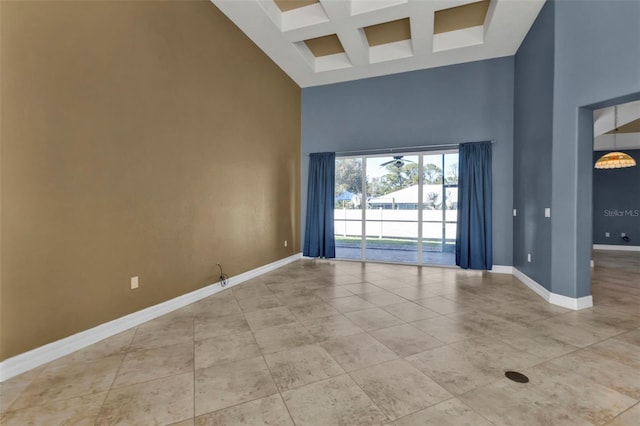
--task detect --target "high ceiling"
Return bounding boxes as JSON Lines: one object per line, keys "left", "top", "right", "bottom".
{"left": 212, "top": 0, "right": 546, "bottom": 87}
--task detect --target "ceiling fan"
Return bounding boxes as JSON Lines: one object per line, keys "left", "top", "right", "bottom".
{"left": 380, "top": 156, "right": 415, "bottom": 168}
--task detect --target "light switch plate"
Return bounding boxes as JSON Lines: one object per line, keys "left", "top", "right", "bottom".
{"left": 544, "top": 208, "right": 551, "bottom": 218}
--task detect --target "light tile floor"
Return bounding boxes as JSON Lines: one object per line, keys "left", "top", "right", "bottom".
{"left": 1, "top": 252, "right": 639, "bottom": 425}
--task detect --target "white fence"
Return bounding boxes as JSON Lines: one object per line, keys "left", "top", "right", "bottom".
{"left": 334, "top": 208, "right": 457, "bottom": 240}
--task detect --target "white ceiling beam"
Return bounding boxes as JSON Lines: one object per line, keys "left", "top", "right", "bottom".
{"left": 409, "top": 1, "right": 434, "bottom": 57}
{"left": 319, "top": 0, "right": 369, "bottom": 66}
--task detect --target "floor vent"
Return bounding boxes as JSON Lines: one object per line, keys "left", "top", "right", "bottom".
{"left": 505, "top": 371, "right": 529, "bottom": 383}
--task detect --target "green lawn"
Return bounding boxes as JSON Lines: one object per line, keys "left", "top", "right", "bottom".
{"left": 335, "top": 236, "right": 453, "bottom": 248}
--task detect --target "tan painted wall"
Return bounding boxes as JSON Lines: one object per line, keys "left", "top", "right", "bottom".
{"left": 0, "top": 0, "right": 301, "bottom": 360}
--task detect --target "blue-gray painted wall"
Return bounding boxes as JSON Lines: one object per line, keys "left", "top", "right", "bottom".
{"left": 301, "top": 57, "right": 515, "bottom": 266}
{"left": 513, "top": 2, "right": 555, "bottom": 290}
{"left": 514, "top": 0, "right": 639, "bottom": 298}
{"left": 592, "top": 150, "right": 640, "bottom": 247}
{"left": 550, "top": 0, "right": 640, "bottom": 298}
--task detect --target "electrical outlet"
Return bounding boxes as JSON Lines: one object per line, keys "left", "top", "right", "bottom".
{"left": 621, "top": 232, "right": 626, "bottom": 237}
{"left": 544, "top": 208, "right": 551, "bottom": 218}
{"left": 284, "top": 240, "right": 288, "bottom": 247}
{"left": 131, "top": 276, "right": 139, "bottom": 290}
{"left": 605, "top": 232, "right": 610, "bottom": 237}
{"left": 527, "top": 253, "right": 531, "bottom": 263}
{"left": 513, "top": 209, "right": 517, "bottom": 217}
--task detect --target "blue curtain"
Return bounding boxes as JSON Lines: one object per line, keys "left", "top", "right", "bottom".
{"left": 304, "top": 152, "right": 336, "bottom": 258}
{"left": 456, "top": 142, "right": 493, "bottom": 269}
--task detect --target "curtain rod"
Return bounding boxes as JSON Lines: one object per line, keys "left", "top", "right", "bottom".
{"left": 335, "top": 140, "right": 495, "bottom": 157}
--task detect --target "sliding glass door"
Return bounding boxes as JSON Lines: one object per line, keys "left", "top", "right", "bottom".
{"left": 335, "top": 151, "right": 458, "bottom": 265}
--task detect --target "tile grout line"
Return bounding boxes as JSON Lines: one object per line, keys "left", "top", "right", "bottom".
{"left": 0, "top": 361, "right": 49, "bottom": 417}
{"left": 192, "top": 284, "right": 285, "bottom": 422}
{"left": 606, "top": 401, "right": 640, "bottom": 424}
{"left": 90, "top": 327, "right": 136, "bottom": 424}
{"left": 257, "top": 347, "right": 298, "bottom": 425}
{"left": 192, "top": 313, "right": 196, "bottom": 424}
{"left": 240, "top": 277, "right": 303, "bottom": 425}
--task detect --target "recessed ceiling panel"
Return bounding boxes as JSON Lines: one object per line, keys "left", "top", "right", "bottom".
{"left": 363, "top": 18, "right": 411, "bottom": 47}
{"left": 304, "top": 34, "right": 345, "bottom": 57}
{"left": 434, "top": 0, "right": 491, "bottom": 34}
{"left": 274, "top": 0, "right": 319, "bottom": 12}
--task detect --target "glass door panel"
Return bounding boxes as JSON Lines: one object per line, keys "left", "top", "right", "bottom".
{"left": 422, "top": 154, "right": 444, "bottom": 260}
{"left": 443, "top": 153, "right": 459, "bottom": 258}
{"left": 365, "top": 155, "right": 419, "bottom": 263}
{"left": 421, "top": 153, "right": 457, "bottom": 265}
{"left": 334, "top": 157, "right": 363, "bottom": 260}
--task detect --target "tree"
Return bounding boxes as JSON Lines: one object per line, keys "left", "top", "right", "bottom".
{"left": 445, "top": 163, "right": 458, "bottom": 185}
{"left": 376, "top": 162, "right": 419, "bottom": 195}
{"left": 367, "top": 176, "right": 384, "bottom": 198}
{"left": 335, "top": 158, "right": 362, "bottom": 195}
{"left": 445, "top": 190, "right": 457, "bottom": 210}
{"left": 423, "top": 163, "right": 443, "bottom": 184}
{"left": 424, "top": 191, "right": 442, "bottom": 210}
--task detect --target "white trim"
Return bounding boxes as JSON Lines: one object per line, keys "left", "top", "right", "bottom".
{"left": 512, "top": 268, "right": 550, "bottom": 301}
{"left": 489, "top": 265, "right": 513, "bottom": 274}
{"left": 228, "top": 253, "right": 301, "bottom": 285}
{"left": 593, "top": 244, "right": 640, "bottom": 252}
{"left": 0, "top": 253, "right": 302, "bottom": 382}
{"left": 549, "top": 292, "right": 594, "bottom": 310}
{"left": 512, "top": 268, "right": 593, "bottom": 311}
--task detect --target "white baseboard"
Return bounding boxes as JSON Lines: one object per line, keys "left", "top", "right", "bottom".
{"left": 489, "top": 265, "right": 513, "bottom": 274}
{"left": 512, "top": 268, "right": 593, "bottom": 311}
{"left": 0, "top": 253, "right": 302, "bottom": 382}
{"left": 512, "top": 268, "right": 550, "bottom": 301}
{"left": 593, "top": 244, "right": 640, "bottom": 252}
{"left": 549, "top": 292, "right": 594, "bottom": 310}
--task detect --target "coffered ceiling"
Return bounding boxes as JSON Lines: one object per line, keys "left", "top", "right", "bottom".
{"left": 211, "top": 0, "right": 546, "bottom": 87}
